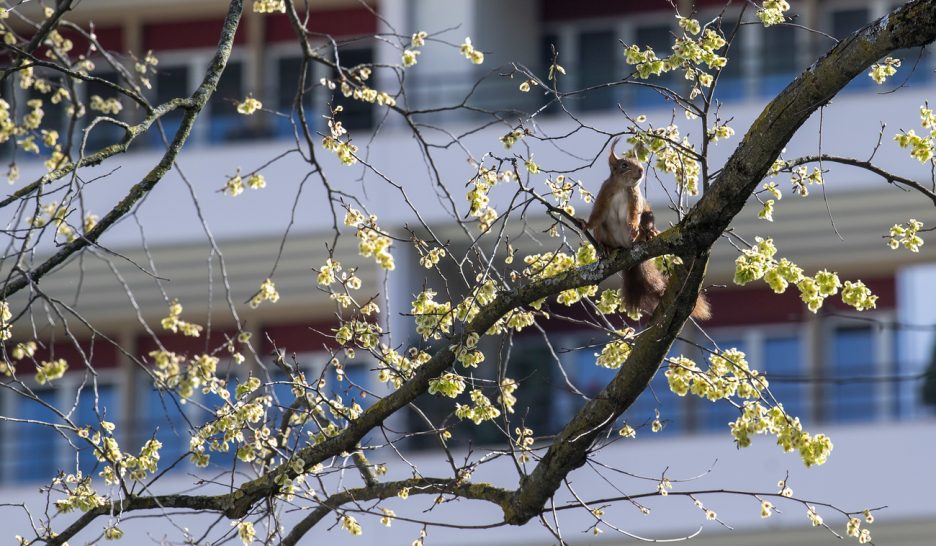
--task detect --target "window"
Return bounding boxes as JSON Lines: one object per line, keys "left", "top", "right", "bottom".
{"left": 140, "top": 385, "right": 190, "bottom": 469}
{"left": 827, "top": 327, "right": 876, "bottom": 423}
{"left": 147, "top": 64, "right": 190, "bottom": 147}
{"left": 578, "top": 30, "right": 617, "bottom": 111}
{"left": 632, "top": 24, "right": 674, "bottom": 107}
{"left": 759, "top": 24, "right": 798, "bottom": 96}
{"left": 831, "top": 8, "right": 872, "bottom": 91}
{"left": 14, "top": 389, "right": 59, "bottom": 482}
{"left": 715, "top": 21, "right": 746, "bottom": 101}
{"left": 623, "top": 358, "right": 685, "bottom": 436}
{"left": 540, "top": 32, "right": 561, "bottom": 115}
{"left": 77, "top": 383, "right": 118, "bottom": 476}
{"left": 763, "top": 335, "right": 805, "bottom": 421}
{"left": 832, "top": 8, "right": 869, "bottom": 39}
{"left": 275, "top": 56, "right": 315, "bottom": 137}
{"left": 83, "top": 70, "right": 127, "bottom": 153}
{"left": 330, "top": 48, "right": 374, "bottom": 131}
{"left": 208, "top": 60, "right": 249, "bottom": 142}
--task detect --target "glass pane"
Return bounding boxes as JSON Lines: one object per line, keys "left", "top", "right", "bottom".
{"left": 84, "top": 70, "right": 126, "bottom": 152}
{"left": 759, "top": 25, "right": 798, "bottom": 96}
{"left": 829, "top": 327, "right": 875, "bottom": 423}
{"left": 832, "top": 9, "right": 868, "bottom": 39}
{"left": 578, "top": 30, "right": 616, "bottom": 111}
{"left": 624, "top": 344, "right": 687, "bottom": 436}
{"left": 77, "top": 384, "right": 118, "bottom": 475}
{"left": 155, "top": 65, "right": 190, "bottom": 107}
{"left": 14, "top": 389, "right": 59, "bottom": 482}
{"left": 716, "top": 21, "right": 745, "bottom": 101}
{"left": 632, "top": 24, "right": 674, "bottom": 106}
{"left": 324, "top": 363, "right": 371, "bottom": 409}
{"left": 149, "top": 65, "right": 189, "bottom": 146}
{"left": 330, "top": 48, "right": 374, "bottom": 131}
{"left": 763, "top": 335, "right": 805, "bottom": 421}
{"left": 142, "top": 387, "right": 189, "bottom": 469}
{"left": 275, "top": 56, "right": 315, "bottom": 138}
{"left": 540, "top": 32, "right": 561, "bottom": 114}
{"left": 208, "top": 61, "right": 247, "bottom": 142}
{"left": 831, "top": 8, "right": 873, "bottom": 91}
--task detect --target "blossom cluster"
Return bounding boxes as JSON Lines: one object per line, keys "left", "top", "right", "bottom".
{"left": 160, "top": 299, "right": 204, "bottom": 337}
{"left": 401, "top": 31, "right": 428, "bottom": 67}
{"left": 345, "top": 207, "right": 395, "bottom": 270}
{"left": 595, "top": 329, "right": 635, "bottom": 369}
{"left": 455, "top": 389, "right": 501, "bottom": 424}
{"left": 733, "top": 237, "right": 876, "bottom": 313}
{"left": 459, "top": 37, "right": 485, "bottom": 64}
{"left": 665, "top": 348, "right": 768, "bottom": 402}
{"left": 376, "top": 345, "right": 431, "bottom": 388}
{"left": 888, "top": 219, "right": 924, "bottom": 252}
{"left": 894, "top": 104, "right": 936, "bottom": 164}
{"left": 790, "top": 165, "right": 823, "bottom": 196}
{"left": 757, "top": 0, "right": 791, "bottom": 26}
{"left": 253, "top": 0, "right": 285, "bottom": 14}
{"left": 869, "top": 57, "right": 901, "bottom": 84}
{"left": 730, "top": 401, "right": 833, "bottom": 467}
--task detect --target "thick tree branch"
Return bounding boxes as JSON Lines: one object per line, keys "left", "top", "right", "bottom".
{"left": 278, "top": 478, "right": 513, "bottom": 546}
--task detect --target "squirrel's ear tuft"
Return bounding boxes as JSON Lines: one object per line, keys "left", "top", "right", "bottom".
{"left": 608, "top": 136, "right": 622, "bottom": 166}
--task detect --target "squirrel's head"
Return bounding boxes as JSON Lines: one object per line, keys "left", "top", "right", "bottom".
{"left": 608, "top": 137, "right": 644, "bottom": 186}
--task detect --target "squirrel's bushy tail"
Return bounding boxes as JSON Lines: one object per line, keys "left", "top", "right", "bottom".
{"left": 623, "top": 262, "right": 710, "bottom": 320}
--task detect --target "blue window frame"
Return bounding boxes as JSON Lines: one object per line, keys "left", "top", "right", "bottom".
{"left": 763, "top": 335, "right": 805, "bottom": 422}
{"left": 828, "top": 327, "right": 876, "bottom": 423}
{"left": 14, "top": 389, "right": 59, "bottom": 482}
{"left": 77, "top": 384, "right": 118, "bottom": 476}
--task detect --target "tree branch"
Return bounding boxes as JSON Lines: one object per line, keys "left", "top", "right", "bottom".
{"left": 784, "top": 154, "right": 936, "bottom": 206}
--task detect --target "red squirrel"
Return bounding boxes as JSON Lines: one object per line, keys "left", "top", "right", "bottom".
{"left": 585, "top": 139, "right": 710, "bottom": 320}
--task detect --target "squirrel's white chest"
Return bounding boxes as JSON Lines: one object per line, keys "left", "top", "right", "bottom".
{"left": 608, "top": 191, "right": 630, "bottom": 222}
{"left": 604, "top": 190, "right": 635, "bottom": 247}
